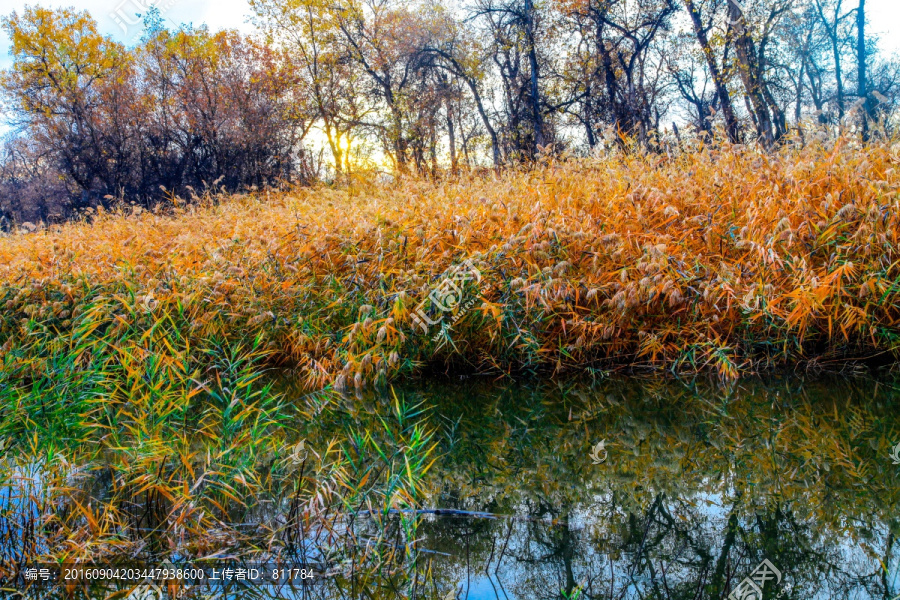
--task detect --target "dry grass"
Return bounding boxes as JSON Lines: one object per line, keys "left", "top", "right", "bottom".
{"left": 1, "top": 135, "right": 900, "bottom": 388}
{"left": 2, "top": 132, "right": 899, "bottom": 589}
{"left": 0, "top": 130, "right": 900, "bottom": 579}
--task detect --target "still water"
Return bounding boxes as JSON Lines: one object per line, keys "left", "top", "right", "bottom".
{"left": 6, "top": 374, "right": 900, "bottom": 599}
{"left": 383, "top": 375, "right": 900, "bottom": 600}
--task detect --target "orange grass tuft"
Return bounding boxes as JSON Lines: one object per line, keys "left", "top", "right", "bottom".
{"left": 2, "top": 135, "right": 900, "bottom": 384}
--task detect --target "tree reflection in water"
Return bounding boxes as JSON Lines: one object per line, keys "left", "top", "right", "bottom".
{"left": 8, "top": 375, "right": 900, "bottom": 599}
{"left": 397, "top": 375, "right": 900, "bottom": 600}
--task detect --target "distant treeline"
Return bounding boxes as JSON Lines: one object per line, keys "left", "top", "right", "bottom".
{"left": 0, "top": 8, "right": 309, "bottom": 225}
{"left": 1, "top": 0, "right": 898, "bottom": 225}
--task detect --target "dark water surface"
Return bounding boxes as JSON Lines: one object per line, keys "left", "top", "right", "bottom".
{"left": 7, "top": 374, "right": 900, "bottom": 599}
{"left": 384, "top": 375, "right": 900, "bottom": 600}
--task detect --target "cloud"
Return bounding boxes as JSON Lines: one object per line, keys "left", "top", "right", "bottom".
{"left": 1, "top": 0, "right": 253, "bottom": 48}
{"left": 106, "top": 0, "right": 254, "bottom": 41}
{"left": 0, "top": 0, "right": 254, "bottom": 132}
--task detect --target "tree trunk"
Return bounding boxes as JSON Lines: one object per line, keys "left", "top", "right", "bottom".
{"left": 728, "top": 0, "right": 776, "bottom": 146}
{"left": 446, "top": 101, "right": 458, "bottom": 174}
{"left": 464, "top": 76, "right": 501, "bottom": 166}
{"left": 429, "top": 119, "right": 438, "bottom": 178}
{"left": 832, "top": 31, "right": 845, "bottom": 118}
{"left": 431, "top": 50, "right": 503, "bottom": 166}
{"left": 683, "top": 0, "right": 741, "bottom": 142}
{"left": 324, "top": 123, "right": 343, "bottom": 181}
{"left": 815, "top": 0, "right": 845, "bottom": 118}
{"left": 391, "top": 109, "right": 408, "bottom": 173}
{"left": 763, "top": 83, "right": 788, "bottom": 138}
{"left": 599, "top": 40, "right": 625, "bottom": 137}
{"left": 857, "top": 0, "right": 870, "bottom": 138}
{"left": 524, "top": 0, "right": 545, "bottom": 154}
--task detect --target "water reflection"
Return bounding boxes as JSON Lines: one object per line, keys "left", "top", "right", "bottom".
{"left": 5, "top": 374, "right": 900, "bottom": 599}
{"left": 399, "top": 375, "right": 900, "bottom": 599}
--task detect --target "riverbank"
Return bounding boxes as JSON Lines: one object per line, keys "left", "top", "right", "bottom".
{"left": 1, "top": 136, "right": 899, "bottom": 406}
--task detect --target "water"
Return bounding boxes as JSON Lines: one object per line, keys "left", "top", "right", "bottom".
{"left": 3, "top": 374, "right": 900, "bottom": 599}
{"left": 391, "top": 375, "right": 900, "bottom": 600}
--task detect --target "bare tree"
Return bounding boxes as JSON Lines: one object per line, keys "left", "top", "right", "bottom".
{"left": 683, "top": 0, "right": 742, "bottom": 141}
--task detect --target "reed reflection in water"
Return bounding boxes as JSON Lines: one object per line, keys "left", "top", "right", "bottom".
{"left": 2, "top": 374, "right": 899, "bottom": 599}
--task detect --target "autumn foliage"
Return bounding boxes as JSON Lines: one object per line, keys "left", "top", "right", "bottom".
{"left": 0, "top": 6, "right": 306, "bottom": 216}
{"left": 0, "top": 135, "right": 898, "bottom": 389}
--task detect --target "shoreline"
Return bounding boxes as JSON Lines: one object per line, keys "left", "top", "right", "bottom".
{"left": 1, "top": 138, "right": 899, "bottom": 396}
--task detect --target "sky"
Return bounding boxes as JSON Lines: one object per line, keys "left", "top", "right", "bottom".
{"left": 0, "top": 0, "right": 256, "bottom": 71}
{"left": 0, "top": 0, "right": 256, "bottom": 134}
{"left": 0, "top": 0, "right": 898, "bottom": 63}
{"left": 0, "top": 0, "right": 898, "bottom": 122}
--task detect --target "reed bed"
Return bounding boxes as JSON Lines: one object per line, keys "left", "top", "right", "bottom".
{"left": 4, "top": 133, "right": 899, "bottom": 595}
{"left": 0, "top": 389, "right": 438, "bottom": 592}
{"left": 1, "top": 135, "right": 900, "bottom": 397}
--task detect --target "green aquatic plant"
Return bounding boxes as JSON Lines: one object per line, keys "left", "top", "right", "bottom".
{"left": 2, "top": 136, "right": 900, "bottom": 392}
